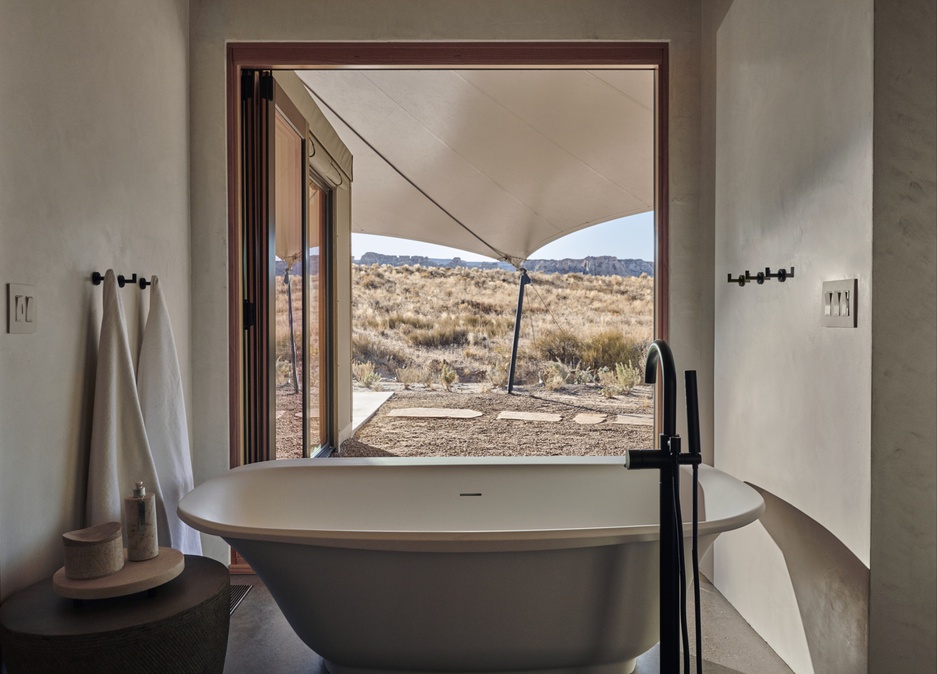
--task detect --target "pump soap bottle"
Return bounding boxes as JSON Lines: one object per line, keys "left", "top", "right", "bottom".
{"left": 124, "top": 481, "right": 158, "bottom": 561}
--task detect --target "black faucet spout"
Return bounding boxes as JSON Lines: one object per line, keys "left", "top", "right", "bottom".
{"left": 645, "top": 339, "right": 677, "bottom": 437}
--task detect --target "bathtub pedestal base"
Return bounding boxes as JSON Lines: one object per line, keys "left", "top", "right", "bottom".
{"left": 323, "top": 659, "right": 636, "bottom": 674}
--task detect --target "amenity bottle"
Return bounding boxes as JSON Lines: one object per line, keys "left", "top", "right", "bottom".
{"left": 124, "top": 481, "right": 158, "bottom": 561}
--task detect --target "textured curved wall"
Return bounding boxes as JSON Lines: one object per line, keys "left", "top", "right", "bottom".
{"left": 708, "top": 0, "right": 874, "bottom": 671}
{"left": 869, "top": 1, "right": 937, "bottom": 671}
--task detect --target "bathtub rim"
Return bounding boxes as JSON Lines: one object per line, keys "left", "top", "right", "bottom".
{"left": 178, "top": 457, "right": 765, "bottom": 552}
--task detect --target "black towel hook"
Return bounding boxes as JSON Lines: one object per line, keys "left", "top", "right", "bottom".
{"left": 744, "top": 269, "right": 766, "bottom": 285}
{"left": 91, "top": 271, "right": 151, "bottom": 289}
{"left": 727, "top": 266, "right": 795, "bottom": 286}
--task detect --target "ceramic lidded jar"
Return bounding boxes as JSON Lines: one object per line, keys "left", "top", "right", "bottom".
{"left": 62, "top": 521, "right": 124, "bottom": 579}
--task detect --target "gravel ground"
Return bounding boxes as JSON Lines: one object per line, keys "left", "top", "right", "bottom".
{"left": 337, "top": 384, "right": 655, "bottom": 458}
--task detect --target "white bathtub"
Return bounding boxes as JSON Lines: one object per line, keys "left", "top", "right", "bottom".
{"left": 179, "top": 457, "right": 764, "bottom": 674}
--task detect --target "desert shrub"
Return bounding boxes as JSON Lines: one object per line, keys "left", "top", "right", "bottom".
{"left": 532, "top": 328, "right": 583, "bottom": 366}
{"left": 542, "top": 360, "right": 595, "bottom": 390}
{"left": 571, "top": 366, "right": 595, "bottom": 384}
{"left": 438, "top": 362, "right": 459, "bottom": 391}
{"left": 386, "top": 313, "right": 433, "bottom": 331}
{"left": 396, "top": 367, "right": 430, "bottom": 389}
{"left": 513, "top": 359, "right": 542, "bottom": 387}
{"left": 615, "top": 361, "right": 643, "bottom": 390}
{"left": 598, "top": 361, "right": 643, "bottom": 397}
{"left": 459, "top": 299, "right": 500, "bottom": 315}
{"left": 541, "top": 360, "right": 570, "bottom": 390}
{"left": 358, "top": 273, "right": 384, "bottom": 290}
{"left": 352, "top": 361, "right": 382, "bottom": 389}
{"left": 486, "top": 361, "right": 508, "bottom": 389}
{"left": 580, "top": 330, "right": 646, "bottom": 372}
{"left": 463, "top": 314, "right": 510, "bottom": 332}
{"left": 406, "top": 320, "right": 469, "bottom": 348}
{"left": 352, "top": 334, "right": 408, "bottom": 369}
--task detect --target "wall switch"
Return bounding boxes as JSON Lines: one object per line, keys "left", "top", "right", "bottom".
{"left": 822, "top": 279, "right": 857, "bottom": 328}
{"left": 7, "top": 283, "right": 37, "bottom": 334}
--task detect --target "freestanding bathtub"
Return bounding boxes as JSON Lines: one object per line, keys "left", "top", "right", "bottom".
{"left": 179, "top": 457, "right": 764, "bottom": 674}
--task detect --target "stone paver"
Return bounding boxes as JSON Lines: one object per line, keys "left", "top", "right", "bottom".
{"left": 614, "top": 413, "right": 654, "bottom": 426}
{"left": 496, "top": 411, "right": 562, "bottom": 422}
{"left": 382, "top": 406, "right": 649, "bottom": 427}
{"left": 574, "top": 413, "right": 606, "bottom": 425}
{"left": 388, "top": 407, "right": 483, "bottom": 419}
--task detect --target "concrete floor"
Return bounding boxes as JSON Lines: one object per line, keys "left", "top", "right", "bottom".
{"left": 224, "top": 575, "right": 792, "bottom": 674}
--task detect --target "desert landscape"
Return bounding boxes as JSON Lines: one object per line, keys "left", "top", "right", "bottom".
{"left": 338, "top": 261, "right": 656, "bottom": 458}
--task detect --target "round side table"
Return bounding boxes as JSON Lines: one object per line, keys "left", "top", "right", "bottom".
{"left": 0, "top": 554, "right": 230, "bottom": 674}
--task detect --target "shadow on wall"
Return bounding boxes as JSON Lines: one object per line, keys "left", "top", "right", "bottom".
{"left": 752, "top": 485, "right": 869, "bottom": 674}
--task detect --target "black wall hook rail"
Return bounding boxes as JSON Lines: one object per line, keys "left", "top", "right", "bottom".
{"left": 727, "top": 266, "right": 795, "bottom": 286}
{"left": 91, "top": 272, "right": 152, "bottom": 289}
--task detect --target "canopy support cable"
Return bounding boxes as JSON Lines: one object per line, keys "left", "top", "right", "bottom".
{"left": 301, "top": 82, "right": 519, "bottom": 267}
{"left": 528, "top": 279, "right": 570, "bottom": 336}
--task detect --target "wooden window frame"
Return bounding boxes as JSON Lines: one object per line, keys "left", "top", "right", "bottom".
{"left": 227, "top": 42, "right": 670, "bottom": 469}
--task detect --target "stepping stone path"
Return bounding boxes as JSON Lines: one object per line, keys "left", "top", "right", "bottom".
{"left": 614, "top": 414, "right": 654, "bottom": 426}
{"left": 574, "top": 413, "right": 606, "bottom": 425}
{"left": 388, "top": 408, "right": 483, "bottom": 419}
{"left": 496, "top": 411, "right": 562, "bottom": 423}
{"left": 383, "top": 408, "right": 652, "bottom": 426}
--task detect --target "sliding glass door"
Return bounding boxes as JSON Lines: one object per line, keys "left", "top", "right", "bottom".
{"left": 241, "top": 70, "right": 331, "bottom": 462}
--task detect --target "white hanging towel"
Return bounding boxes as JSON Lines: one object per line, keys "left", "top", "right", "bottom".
{"left": 87, "top": 270, "right": 170, "bottom": 545}
{"left": 137, "top": 276, "right": 202, "bottom": 554}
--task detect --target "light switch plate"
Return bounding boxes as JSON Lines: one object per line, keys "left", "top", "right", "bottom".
{"left": 822, "top": 279, "right": 857, "bottom": 328}
{"left": 8, "top": 283, "right": 37, "bottom": 334}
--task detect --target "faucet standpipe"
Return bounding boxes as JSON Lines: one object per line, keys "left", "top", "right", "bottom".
{"left": 624, "top": 341, "right": 703, "bottom": 674}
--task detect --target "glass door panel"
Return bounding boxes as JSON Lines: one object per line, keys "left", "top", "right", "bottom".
{"left": 306, "top": 182, "right": 327, "bottom": 450}
{"left": 273, "top": 109, "right": 305, "bottom": 459}
{"left": 241, "top": 71, "right": 335, "bottom": 465}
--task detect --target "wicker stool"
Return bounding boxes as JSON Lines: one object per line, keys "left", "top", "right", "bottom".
{"left": 0, "top": 555, "right": 229, "bottom": 674}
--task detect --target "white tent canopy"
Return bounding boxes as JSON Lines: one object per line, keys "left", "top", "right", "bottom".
{"left": 296, "top": 69, "right": 654, "bottom": 265}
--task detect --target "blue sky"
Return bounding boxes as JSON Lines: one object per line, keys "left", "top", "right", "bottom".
{"left": 352, "top": 211, "right": 654, "bottom": 262}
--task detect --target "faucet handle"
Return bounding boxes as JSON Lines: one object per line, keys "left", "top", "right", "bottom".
{"left": 685, "top": 371, "right": 701, "bottom": 457}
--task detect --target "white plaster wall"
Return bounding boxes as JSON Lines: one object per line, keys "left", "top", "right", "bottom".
{"left": 868, "top": 1, "right": 937, "bottom": 671}
{"left": 709, "top": 0, "right": 873, "bottom": 670}
{"left": 188, "top": 0, "right": 713, "bottom": 561}
{"left": 0, "top": 0, "right": 190, "bottom": 600}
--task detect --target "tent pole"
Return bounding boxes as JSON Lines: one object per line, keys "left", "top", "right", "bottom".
{"left": 507, "top": 269, "right": 531, "bottom": 394}
{"left": 284, "top": 267, "right": 299, "bottom": 394}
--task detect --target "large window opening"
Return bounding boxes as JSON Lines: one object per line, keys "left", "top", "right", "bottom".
{"left": 229, "top": 43, "right": 668, "bottom": 468}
